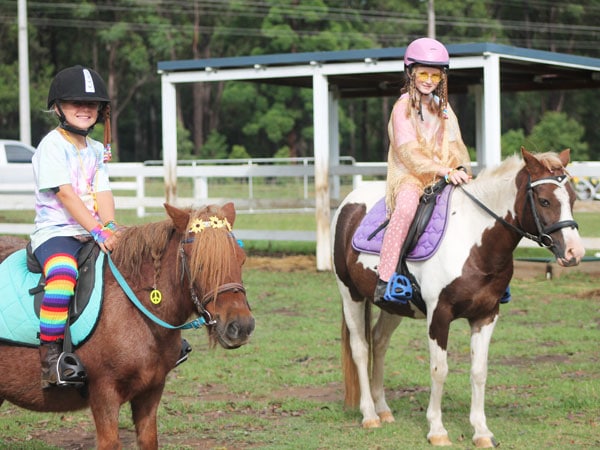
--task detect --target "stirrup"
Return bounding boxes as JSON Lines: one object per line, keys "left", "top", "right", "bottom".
{"left": 175, "top": 338, "right": 192, "bottom": 367}
{"left": 56, "top": 352, "right": 87, "bottom": 388}
{"left": 500, "top": 286, "right": 511, "bottom": 304}
{"left": 384, "top": 273, "right": 413, "bottom": 303}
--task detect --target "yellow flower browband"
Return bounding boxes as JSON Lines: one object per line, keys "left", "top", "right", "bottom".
{"left": 188, "top": 216, "right": 232, "bottom": 234}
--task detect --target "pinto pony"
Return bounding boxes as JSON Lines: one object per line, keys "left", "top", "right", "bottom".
{"left": 0, "top": 202, "right": 254, "bottom": 449}
{"left": 332, "top": 149, "right": 584, "bottom": 447}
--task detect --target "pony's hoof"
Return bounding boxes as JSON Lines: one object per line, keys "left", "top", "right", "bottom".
{"left": 361, "top": 418, "right": 381, "bottom": 428}
{"left": 473, "top": 436, "right": 498, "bottom": 448}
{"left": 378, "top": 411, "right": 395, "bottom": 423}
{"left": 428, "top": 434, "right": 452, "bottom": 446}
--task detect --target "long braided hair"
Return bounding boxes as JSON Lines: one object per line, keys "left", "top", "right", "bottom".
{"left": 403, "top": 65, "right": 449, "bottom": 120}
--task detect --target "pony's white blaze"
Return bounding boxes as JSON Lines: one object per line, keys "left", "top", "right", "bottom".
{"left": 555, "top": 186, "right": 585, "bottom": 266}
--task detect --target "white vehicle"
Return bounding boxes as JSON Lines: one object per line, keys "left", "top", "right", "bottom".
{"left": 0, "top": 140, "right": 36, "bottom": 190}
{"left": 0, "top": 139, "right": 35, "bottom": 165}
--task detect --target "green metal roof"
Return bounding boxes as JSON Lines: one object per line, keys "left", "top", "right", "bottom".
{"left": 158, "top": 42, "right": 600, "bottom": 97}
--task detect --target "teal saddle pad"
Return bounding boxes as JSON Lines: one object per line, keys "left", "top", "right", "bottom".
{"left": 0, "top": 249, "right": 104, "bottom": 347}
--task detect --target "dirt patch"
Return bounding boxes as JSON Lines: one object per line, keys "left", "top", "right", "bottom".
{"left": 514, "top": 259, "right": 600, "bottom": 280}
{"left": 245, "top": 254, "right": 600, "bottom": 281}
{"left": 246, "top": 254, "right": 317, "bottom": 272}
{"left": 574, "top": 200, "right": 600, "bottom": 212}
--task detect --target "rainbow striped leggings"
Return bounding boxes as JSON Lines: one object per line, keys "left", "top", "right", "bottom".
{"left": 33, "top": 237, "right": 83, "bottom": 343}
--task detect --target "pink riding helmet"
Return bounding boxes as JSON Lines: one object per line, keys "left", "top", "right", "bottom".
{"left": 404, "top": 38, "right": 450, "bottom": 69}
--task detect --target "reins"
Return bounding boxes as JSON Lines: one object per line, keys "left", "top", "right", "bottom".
{"left": 107, "top": 237, "right": 246, "bottom": 330}
{"left": 107, "top": 252, "right": 206, "bottom": 330}
{"left": 458, "top": 173, "right": 578, "bottom": 249}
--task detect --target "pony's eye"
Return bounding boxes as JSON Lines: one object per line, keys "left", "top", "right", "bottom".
{"left": 539, "top": 198, "right": 551, "bottom": 207}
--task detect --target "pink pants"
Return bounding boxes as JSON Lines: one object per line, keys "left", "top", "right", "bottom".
{"left": 378, "top": 185, "right": 420, "bottom": 281}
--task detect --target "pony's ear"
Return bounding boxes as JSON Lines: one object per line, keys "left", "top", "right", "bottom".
{"left": 558, "top": 148, "right": 571, "bottom": 167}
{"left": 164, "top": 203, "right": 191, "bottom": 233}
{"left": 521, "top": 147, "right": 546, "bottom": 178}
{"left": 222, "top": 202, "right": 237, "bottom": 228}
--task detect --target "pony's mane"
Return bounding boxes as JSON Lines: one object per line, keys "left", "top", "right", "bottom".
{"left": 110, "top": 219, "right": 174, "bottom": 282}
{"left": 184, "top": 205, "right": 239, "bottom": 299}
{"left": 474, "top": 151, "right": 566, "bottom": 182}
{"left": 111, "top": 205, "right": 239, "bottom": 297}
{"left": 473, "top": 153, "right": 523, "bottom": 182}
{"left": 468, "top": 150, "right": 566, "bottom": 201}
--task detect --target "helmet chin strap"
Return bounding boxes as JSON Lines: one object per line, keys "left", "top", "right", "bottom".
{"left": 59, "top": 121, "right": 94, "bottom": 137}
{"left": 56, "top": 102, "right": 95, "bottom": 137}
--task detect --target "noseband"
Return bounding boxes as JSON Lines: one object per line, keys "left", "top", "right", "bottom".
{"left": 179, "top": 240, "right": 247, "bottom": 326}
{"left": 525, "top": 174, "right": 578, "bottom": 247}
{"left": 460, "top": 173, "right": 578, "bottom": 249}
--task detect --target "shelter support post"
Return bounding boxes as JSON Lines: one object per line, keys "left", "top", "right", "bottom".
{"left": 471, "top": 84, "right": 484, "bottom": 172}
{"left": 313, "top": 72, "right": 332, "bottom": 271}
{"left": 480, "top": 52, "right": 502, "bottom": 169}
{"left": 161, "top": 76, "right": 178, "bottom": 205}
{"left": 329, "top": 88, "right": 341, "bottom": 200}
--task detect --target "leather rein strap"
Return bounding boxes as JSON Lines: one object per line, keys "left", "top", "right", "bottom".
{"left": 107, "top": 252, "right": 207, "bottom": 330}
{"left": 459, "top": 174, "right": 578, "bottom": 249}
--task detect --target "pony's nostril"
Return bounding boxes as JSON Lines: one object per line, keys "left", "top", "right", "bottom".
{"left": 226, "top": 319, "right": 255, "bottom": 340}
{"left": 227, "top": 322, "right": 240, "bottom": 339}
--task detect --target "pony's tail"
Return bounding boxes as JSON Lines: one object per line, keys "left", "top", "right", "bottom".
{"left": 341, "top": 298, "right": 372, "bottom": 409}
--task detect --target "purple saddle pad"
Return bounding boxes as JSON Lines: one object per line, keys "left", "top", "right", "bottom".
{"left": 352, "top": 186, "right": 453, "bottom": 261}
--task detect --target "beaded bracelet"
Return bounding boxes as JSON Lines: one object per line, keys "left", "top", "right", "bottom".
{"left": 444, "top": 169, "right": 457, "bottom": 184}
{"left": 103, "top": 220, "right": 118, "bottom": 231}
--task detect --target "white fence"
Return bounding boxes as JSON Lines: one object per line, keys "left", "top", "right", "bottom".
{"left": 1, "top": 159, "right": 599, "bottom": 242}
{"left": 0, "top": 157, "right": 385, "bottom": 237}
{"left": 0, "top": 157, "right": 385, "bottom": 213}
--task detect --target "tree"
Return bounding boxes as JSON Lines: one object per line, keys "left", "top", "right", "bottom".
{"left": 1, "top": 0, "right": 599, "bottom": 163}
{"left": 528, "top": 111, "right": 588, "bottom": 160}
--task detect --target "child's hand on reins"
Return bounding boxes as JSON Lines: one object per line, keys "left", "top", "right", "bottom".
{"left": 444, "top": 167, "right": 471, "bottom": 185}
{"left": 91, "top": 224, "right": 116, "bottom": 253}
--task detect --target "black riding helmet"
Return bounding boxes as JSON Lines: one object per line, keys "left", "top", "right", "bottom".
{"left": 48, "top": 65, "right": 110, "bottom": 136}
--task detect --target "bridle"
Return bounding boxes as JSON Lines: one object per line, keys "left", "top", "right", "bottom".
{"left": 459, "top": 173, "right": 578, "bottom": 249}
{"left": 179, "top": 240, "right": 246, "bottom": 326}
{"left": 107, "top": 236, "right": 246, "bottom": 330}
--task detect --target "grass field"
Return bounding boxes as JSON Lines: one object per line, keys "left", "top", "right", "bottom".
{"left": 0, "top": 258, "right": 598, "bottom": 449}
{"left": 0, "top": 181, "right": 598, "bottom": 448}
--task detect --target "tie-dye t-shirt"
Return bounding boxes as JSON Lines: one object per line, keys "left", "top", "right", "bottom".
{"left": 30, "top": 129, "right": 111, "bottom": 251}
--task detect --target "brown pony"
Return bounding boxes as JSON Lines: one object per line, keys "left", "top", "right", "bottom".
{"left": 0, "top": 202, "right": 254, "bottom": 449}
{"left": 332, "top": 149, "right": 585, "bottom": 447}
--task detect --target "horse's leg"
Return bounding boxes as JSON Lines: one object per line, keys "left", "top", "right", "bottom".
{"left": 130, "top": 385, "right": 165, "bottom": 450}
{"left": 469, "top": 316, "right": 499, "bottom": 448}
{"left": 371, "top": 310, "right": 402, "bottom": 423}
{"left": 89, "top": 387, "right": 123, "bottom": 450}
{"left": 341, "top": 295, "right": 381, "bottom": 428}
{"left": 426, "top": 319, "right": 452, "bottom": 447}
